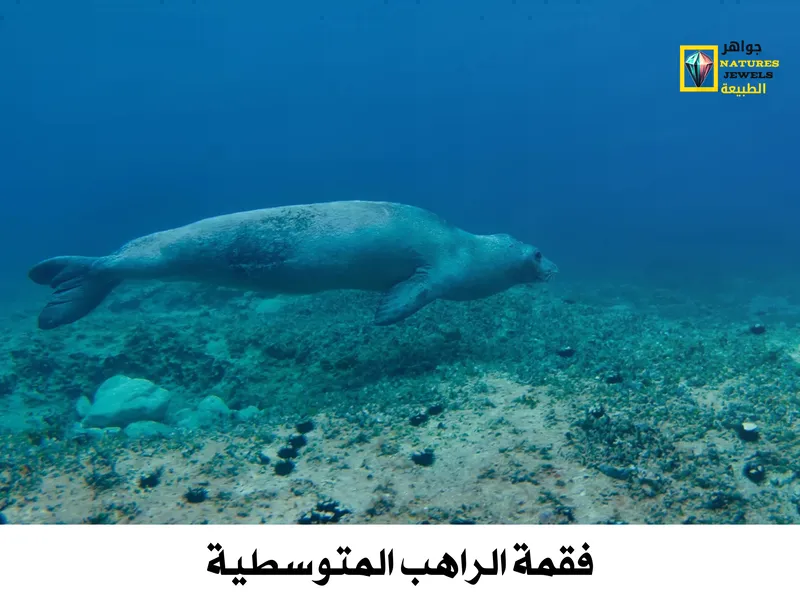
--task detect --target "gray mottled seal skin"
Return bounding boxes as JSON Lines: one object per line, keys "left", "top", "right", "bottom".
{"left": 28, "top": 200, "right": 557, "bottom": 330}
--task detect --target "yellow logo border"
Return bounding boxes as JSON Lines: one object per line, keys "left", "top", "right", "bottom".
{"left": 680, "top": 45, "right": 719, "bottom": 92}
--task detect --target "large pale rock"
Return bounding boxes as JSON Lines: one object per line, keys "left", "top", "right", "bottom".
{"left": 82, "top": 375, "right": 171, "bottom": 429}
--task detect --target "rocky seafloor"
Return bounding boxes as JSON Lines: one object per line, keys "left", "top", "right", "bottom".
{"left": 1, "top": 276, "right": 800, "bottom": 525}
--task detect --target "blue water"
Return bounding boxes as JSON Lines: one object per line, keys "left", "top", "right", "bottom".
{"left": 2, "top": 0, "right": 797, "bottom": 298}
{"left": 2, "top": 1, "right": 800, "bottom": 529}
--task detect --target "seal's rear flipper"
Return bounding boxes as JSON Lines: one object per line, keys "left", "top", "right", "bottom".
{"left": 374, "top": 269, "right": 436, "bottom": 326}
{"left": 28, "top": 256, "right": 119, "bottom": 330}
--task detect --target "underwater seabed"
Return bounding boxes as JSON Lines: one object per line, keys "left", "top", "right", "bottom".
{"left": 1, "top": 276, "right": 800, "bottom": 525}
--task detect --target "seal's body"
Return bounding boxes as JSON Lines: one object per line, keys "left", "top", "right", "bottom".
{"left": 28, "top": 200, "right": 557, "bottom": 329}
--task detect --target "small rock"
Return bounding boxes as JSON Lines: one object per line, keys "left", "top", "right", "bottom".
{"left": 257, "top": 450, "right": 271, "bottom": 465}
{"left": 749, "top": 323, "right": 766, "bottom": 335}
{"left": 75, "top": 396, "right": 92, "bottom": 418}
{"left": 605, "top": 373, "right": 623, "bottom": 384}
{"left": 427, "top": 404, "right": 444, "bottom": 416}
{"left": 0, "top": 512, "right": 7, "bottom": 524}
{"left": 557, "top": 346, "right": 576, "bottom": 358}
{"left": 124, "top": 421, "right": 172, "bottom": 439}
{"left": 73, "top": 424, "right": 122, "bottom": 440}
{"left": 175, "top": 412, "right": 201, "bottom": 430}
{"left": 599, "top": 464, "right": 633, "bottom": 480}
{"left": 235, "top": 406, "right": 261, "bottom": 422}
{"left": 197, "top": 395, "right": 231, "bottom": 419}
{"left": 176, "top": 396, "right": 233, "bottom": 429}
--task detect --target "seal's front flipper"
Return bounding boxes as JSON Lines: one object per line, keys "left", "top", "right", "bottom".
{"left": 28, "top": 256, "right": 119, "bottom": 330}
{"left": 374, "top": 269, "right": 436, "bottom": 326}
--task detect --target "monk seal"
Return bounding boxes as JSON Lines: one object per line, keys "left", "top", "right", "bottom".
{"left": 28, "top": 200, "right": 557, "bottom": 330}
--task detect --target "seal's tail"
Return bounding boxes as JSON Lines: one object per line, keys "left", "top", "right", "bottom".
{"left": 28, "top": 256, "right": 119, "bottom": 330}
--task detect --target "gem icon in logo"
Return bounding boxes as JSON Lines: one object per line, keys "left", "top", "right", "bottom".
{"left": 679, "top": 45, "right": 719, "bottom": 92}
{"left": 685, "top": 51, "right": 713, "bottom": 86}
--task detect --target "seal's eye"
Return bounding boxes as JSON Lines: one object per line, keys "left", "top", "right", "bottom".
{"left": 534, "top": 251, "right": 542, "bottom": 261}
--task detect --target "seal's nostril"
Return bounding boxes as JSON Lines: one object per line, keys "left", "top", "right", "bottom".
{"left": 534, "top": 251, "right": 542, "bottom": 261}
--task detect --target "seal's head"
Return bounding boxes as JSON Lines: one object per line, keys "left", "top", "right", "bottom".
{"left": 487, "top": 234, "right": 558, "bottom": 284}
{"left": 521, "top": 244, "right": 558, "bottom": 283}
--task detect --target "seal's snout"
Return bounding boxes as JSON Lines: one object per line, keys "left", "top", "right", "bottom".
{"left": 544, "top": 257, "right": 558, "bottom": 274}
{"left": 540, "top": 257, "right": 558, "bottom": 281}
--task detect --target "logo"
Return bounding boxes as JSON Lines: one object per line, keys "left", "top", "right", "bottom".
{"left": 680, "top": 45, "right": 718, "bottom": 91}
{"left": 680, "top": 41, "right": 780, "bottom": 96}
